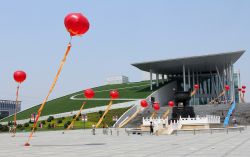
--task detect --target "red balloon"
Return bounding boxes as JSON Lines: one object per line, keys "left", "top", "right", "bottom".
{"left": 238, "top": 88, "right": 242, "bottom": 92}
{"left": 168, "top": 101, "right": 175, "bottom": 107}
{"left": 225, "top": 85, "right": 230, "bottom": 91}
{"left": 153, "top": 102, "right": 160, "bottom": 111}
{"left": 13, "top": 71, "right": 26, "bottom": 83}
{"left": 140, "top": 100, "right": 148, "bottom": 108}
{"left": 64, "top": 13, "right": 90, "bottom": 36}
{"left": 242, "top": 85, "right": 246, "bottom": 89}
{"left": 194, "top": 84, "right": 199, "bottom": 90}
{"left": 110, "top": 90, "right": 119, "bottom": 99}
{"left": 242, "top": 90, "right": 246, "bottom": 94}
{"left": 84, "top": 88, "right": 95, "bottom": 99}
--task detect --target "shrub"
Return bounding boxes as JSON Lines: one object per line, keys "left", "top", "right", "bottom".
{"left": 19, "top": 126, "right": 25, "bottom": 131}
{"left": 31, "top": 127, "right": 37, "bottom": 131}
{"left": 62, "top": 117, "right": 65, "bottom": 120}
{"left": 64, "top": 123, "right": 68, "bottom": 129}
{"left": 0, "top": 125, "right": 9, "bottom": 132}
{"left": 8, "top": 121, "right": 14, "bottom": 126}
{"left": 76, "top": 117, "right": 80, "bottom": 121}
{"left": 24, "top": 123, "right": 29, "bottom": 128}
{"left": 47, "top": 116, "right": 54, "bottom": 122}
{"left": 64, "top": 121, "right": 71, "bottom": 129}
{"left": 47, "top": 123, "right": 52, "bottom": 129}
{"left": 57, "top": 119, "right": 63, "bottom": 124}
{"left": 41, "top": 120, "right": 46, "bottom": 125}
{"left": 17, "top": 124, "right": 23, "bottom": 129}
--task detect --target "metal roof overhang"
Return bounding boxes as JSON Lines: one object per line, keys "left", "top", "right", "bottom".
{"left": 131, "top": 50, "right": 245, "bottom": 74}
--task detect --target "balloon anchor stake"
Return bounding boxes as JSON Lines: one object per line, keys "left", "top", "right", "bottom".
{"left": 24, "top": 142, "right": 30, "bottom": 146}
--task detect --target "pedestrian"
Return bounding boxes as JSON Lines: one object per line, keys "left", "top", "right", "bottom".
{"left": 92, "top": 124, "right": 96, "bottom": 135}
{"left": 150, "top": 121, "right": 154, "bottom": 135}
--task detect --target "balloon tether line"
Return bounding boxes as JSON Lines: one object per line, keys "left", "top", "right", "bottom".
{"left": 13, "top": 84, "right": 20, "bottom": 137}
{"left": 95, "top": 100, "right": 113, "bottom": 128}
{"left": 63, "top": 101, "right": 86, "bottom": 133}
{"left": 25, "top": 41, "right": 72, "bottom": 145}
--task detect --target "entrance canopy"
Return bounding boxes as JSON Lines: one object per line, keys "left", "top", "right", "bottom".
{"left": 131, "top": 50, "right": 245, "bottom": 74}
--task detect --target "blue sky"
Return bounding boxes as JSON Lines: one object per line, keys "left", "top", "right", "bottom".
{"left": 0, "top": 1, "right": 249, "bottom": 110}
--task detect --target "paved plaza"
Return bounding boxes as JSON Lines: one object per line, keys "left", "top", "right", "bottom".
{"left": 0, "top": 128, "right": 250, "bottom": 157}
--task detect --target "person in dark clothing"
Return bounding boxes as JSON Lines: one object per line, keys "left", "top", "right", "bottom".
{"left": 149, "top": 122, "right": 154, "bottom": 135}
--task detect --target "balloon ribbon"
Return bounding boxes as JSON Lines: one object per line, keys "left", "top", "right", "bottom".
{"left": 63, "top": 101, "right": 86, "bottom": 133}
{"left": 210, "top": 90, "right": 225, "bottom": 104}
{"left": 162, "top": 108, "right": 170, "bottom": 119}
{"left": 240, "top": 93, "right": 245, "bottom": 103}
{"left": 13, "top": 84, "right": 20, "bottom": 136}
{"left": 25, "top": 43, "right": 71, "bottom": 145}
{"left": 190, "top": 89, "right": 197, "bottom": 97}
{"left": 95, "top": 100, "right": 113, "bottom": 128}
{"left": 118, "top": 108, "right": 141, "bottom": 128}
{"left": 150, "top": 111, "right": 157, "bottom": 118}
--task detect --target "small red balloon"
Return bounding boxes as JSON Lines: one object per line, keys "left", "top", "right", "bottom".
{"left": 242, "top": 90, "right": 246, "bottom": 94}
{"left": 153, "top": 102, "right": 160, "bottom": 111}
{"left": 242, "top": 85, "right": 246, "bottom": 89}
{"left": 194, "top": 84, "right": 199, "bottom": 90}
{"left": 238, "top": 88, "right": 242, "bottom": 92}
{"left": 225, "top": 85, "right": 230, "bottom": 91}
{"left": 84, "top": 88, "right": 95, "bottom": 99}
{"left": 64, "top": 13, "right": 90, "bottom": 36}
{"left": 110, "top": 90, "right": 119, "bottom": 99}
{"left": 13, "top": 70, "right": 26, "bottom": 83}
{"left": 140, "top": 100, "right": 148, "bottom": 108}
{"left": 168, "top": 101, "right": 175, "bottom": 107}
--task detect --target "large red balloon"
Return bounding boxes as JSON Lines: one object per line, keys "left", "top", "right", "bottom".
{"left": 140, "top": 100, "right": 148, "bottom": 108}
{"left": 110, "top": 90, "right": 119, "bottom": 99}
{"left": 84, "top": 88, "right": 95, "bottom": 99}
{"left": 225, "top": 85, "right": 230, "bottom": 91}
{"left": 168, "top": 101, "right": 174, "bottom": 107}
{"left": 153, "top": 102, "right": 160, "bottom": 111}
{"left": 242, "top": 85, "right": 246, "bottom": 89}
{"left": 242, "top": 89, "right": 246, "bottom": 94}
{"left": 64, "top": 13, "right": 90, "bottom": 36}
{"left": 13, "top": 71, "right": 26, "bottom": 83}
{"left": 194, "top": 84, "right": 199, "bottom": 90}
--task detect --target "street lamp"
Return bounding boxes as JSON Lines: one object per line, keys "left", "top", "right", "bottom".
{"left": 82, "top": 114, "right": 88, "bottom": 129}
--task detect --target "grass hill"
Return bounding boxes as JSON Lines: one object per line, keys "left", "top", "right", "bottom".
{"left": 1, "top": 80, "right": 164, "bottom": 122}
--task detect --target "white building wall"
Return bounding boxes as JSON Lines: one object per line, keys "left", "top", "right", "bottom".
{"left": 150, "top": 81, "right": 177, "bottom": 106}
{"left": 106, "top": 75, "right": 129, "bottom": 85}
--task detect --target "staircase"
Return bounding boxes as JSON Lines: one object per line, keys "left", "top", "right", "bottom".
{"left": 124, "top": 106, "right": 172, "bottom": 128}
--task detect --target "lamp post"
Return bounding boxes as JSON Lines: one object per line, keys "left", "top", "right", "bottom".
{"left": 82, "top": 114, "right": 87, "bottom": 130}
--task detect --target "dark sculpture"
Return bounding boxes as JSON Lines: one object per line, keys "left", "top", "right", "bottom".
{"left": 171, "top": 91, "right": 195, "bottom": 120}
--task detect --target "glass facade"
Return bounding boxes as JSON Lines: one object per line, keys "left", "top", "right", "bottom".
{"left": 0, "top": 100, "right": 21, "bottom": 119}
{"left": 234, "top": 71, "right": 240, "bottom": 103}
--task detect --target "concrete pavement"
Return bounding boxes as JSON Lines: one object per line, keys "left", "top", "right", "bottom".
{"left": 0, "top": 128, "right": 250, "bottom": 157}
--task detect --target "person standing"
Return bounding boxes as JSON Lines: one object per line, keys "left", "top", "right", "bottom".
{"left": 92, "top": 124, "right": 96, "bottom": 135}
{"left": 149, "top": 121, "right": 154, "bottom": 135}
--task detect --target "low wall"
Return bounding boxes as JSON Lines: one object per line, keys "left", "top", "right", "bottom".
{"left": 193, "top": 103, "right": 250, "bottom": 125}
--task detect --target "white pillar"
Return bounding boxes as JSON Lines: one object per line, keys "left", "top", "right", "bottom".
{"left": 161, "top": 74, "right": 164, "bottom": 84}
{"left": 188, "top": 68, "right": 191, "bottom": 90}
{"left": 192, "top": 71, "right": 195, "bottom": 105}
{"left": 183, "top": 64, "right": 186, "bottom": 91}
{"left": 150, "top": 69, "right": 153, "bottom": 90}
{"left": 156, "top": 73, "right": 159, "bottom": 87}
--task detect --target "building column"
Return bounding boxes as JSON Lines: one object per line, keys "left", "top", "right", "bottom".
{"left": 161, "top": 74, "right": 164, "bottom": 84}
{"left": 150, "top": 69, "right": 153, "bottom": 90}
{"left": 156, "top": 73, "right": 159, "bottom": 87}
{"left": 188, "top": 68, "right": 191, "bottom": 90}
{"left": 231, "top": 64, "right": 235, "bottom": 100}
{"left": 183, "top": 64, "right": 186, "bottom": 91}
{"left": 192, "top": 71, "right": 195, "bottom": 105}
